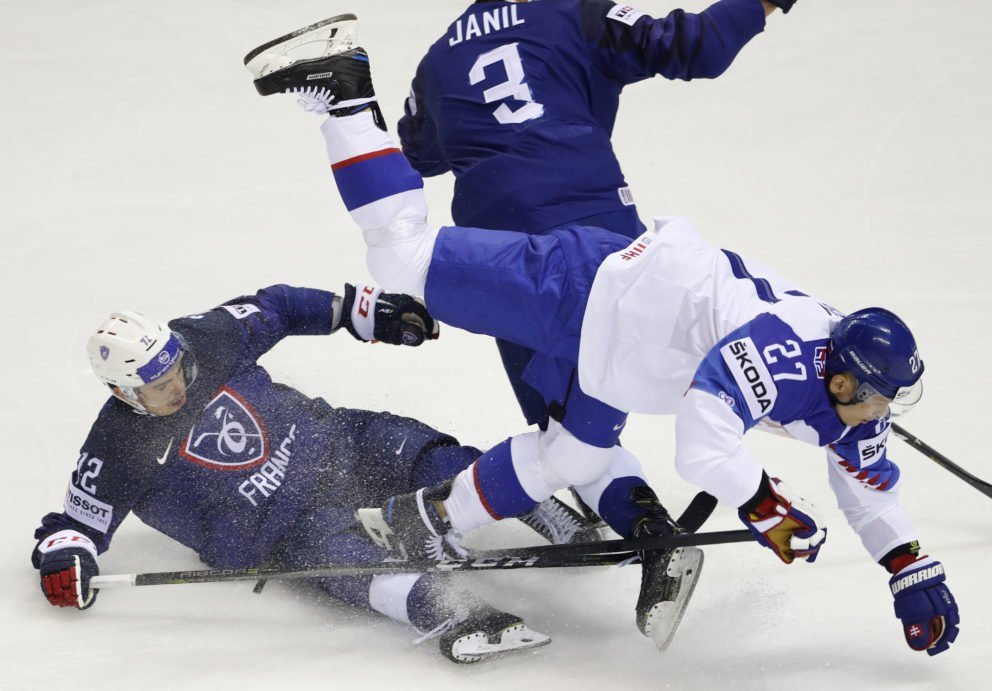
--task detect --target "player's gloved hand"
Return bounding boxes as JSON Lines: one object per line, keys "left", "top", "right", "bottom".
{"left": 738, "top": 474, "right": 826, "bottom": 564}
{"left": 764, "top": 0, "right": 796, "bottom": 14}
{"left": 889, "top": 556, "right": 959, "bottom": 656}
{"left": 36, "top": 530, "right": 99, "bottom": 609}
{"left": 339, "top": 283, "right": 439, "bottom": 346}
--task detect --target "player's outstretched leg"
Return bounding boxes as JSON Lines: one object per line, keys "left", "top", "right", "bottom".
{"left": 628, "top": 486, "right": 704, "bottom": 652}
{"left": 244, "top": 15, "right": 384, "bottom": 128}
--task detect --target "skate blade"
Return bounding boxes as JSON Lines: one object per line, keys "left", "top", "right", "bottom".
{"left": 645, "top": 547, "right": 704, "bottom": 652}
{"left": 244, "top": 14, "right": 359, "bottom": 78}
{"left": 450, "top": 625, "right": 551, "bottom": 663}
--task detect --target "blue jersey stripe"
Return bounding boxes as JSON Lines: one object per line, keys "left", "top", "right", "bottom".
{"left": 721, "top": 249, "right": 780, "bottom": 304}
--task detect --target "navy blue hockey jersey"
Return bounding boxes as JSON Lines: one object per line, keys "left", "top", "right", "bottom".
{"left": 398, "top": 0, "right": 767, "bottom": 234}
{"left": 33, "top": 286, "right": 459, "bottom": 569}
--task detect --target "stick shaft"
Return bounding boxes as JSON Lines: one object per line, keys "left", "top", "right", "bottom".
{"left": 90, "top": 529, "right": 754, "bottom": 589}
{"left": 890, "top": 423, "right": 992, "bottom": 499}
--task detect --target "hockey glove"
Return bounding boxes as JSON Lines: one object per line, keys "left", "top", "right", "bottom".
{"left": 764, "top": 0, "right": 796, "bottom": 13}
{"left": 37, "top": 530, "right": 99, "bottom": 609}
{"left": 340, "top": 283, "right": 438, "bottom": 346}
{"left": 738, "top": 475, "right": 826, "bottom": 564}
{"left": 889, "top": 556, "right": 959, "bottom": 656}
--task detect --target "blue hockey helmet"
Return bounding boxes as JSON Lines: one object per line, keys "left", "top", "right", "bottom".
{"left": 826, "top": 308, "right": 924, "bottom": 416}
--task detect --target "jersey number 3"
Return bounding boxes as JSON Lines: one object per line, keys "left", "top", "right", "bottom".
{"left": 470, "top": 43, "right": 544, "bottom": 125}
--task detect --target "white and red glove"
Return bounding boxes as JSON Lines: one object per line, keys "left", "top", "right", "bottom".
{"left": 37, "top": 530, "right": 99, "bottom": 609}
{"left": 738, "top": 475, "right": 827, "bottom": 564}
{"left": 339, "top": 283, "right": 439, "bottom": 346}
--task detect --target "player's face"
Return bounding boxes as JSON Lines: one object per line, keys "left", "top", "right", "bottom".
{"left": 830, "top": 373, "right": 891, "bottom": 426}
{"left": 834, "top": 394, "right": 891, "bottom": 426}
{"left": 136, "top": 358, "right": 187, "bottom": 416}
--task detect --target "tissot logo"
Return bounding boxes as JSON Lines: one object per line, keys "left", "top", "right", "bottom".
{"left": 180, "top": 387, "right": 269, "bottom": 471}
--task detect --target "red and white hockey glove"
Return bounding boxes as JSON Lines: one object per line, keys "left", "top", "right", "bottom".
{"left": 37, "top": 530, "right": 99, "bottom": 609}
{"left": 738, "top": 475, "right": 827, "bottom": 564}
{"left": 339, "top": 283, "right": 439, "bottom": 346}
{"left": 888, "top": 553, "right": 960, "bottom": 656}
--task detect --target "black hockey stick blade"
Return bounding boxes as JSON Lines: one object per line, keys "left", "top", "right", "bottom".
{"left": 676, "top": 491, "right": 719, "bottom": 533}
{"left": 890, "top": 423, "right": 992, "bottom": 499}
{"left": 89, "top": 529, "right": 754, "bottom": 589}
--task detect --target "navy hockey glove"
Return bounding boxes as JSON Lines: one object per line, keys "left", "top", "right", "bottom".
{"left": 764, "top": 0, "right": 796, "bottom": 13}
{"left": 340, "top": 283, "right": 439, "bottom": 346}
{"left": 739, "top": 475, "right": 826, "bottom": 564}
{"left": 37, "top": 530, "right": 99, "bottom": 609}
{"left": 889, "top": 556, "right": 959, "bottom": 656}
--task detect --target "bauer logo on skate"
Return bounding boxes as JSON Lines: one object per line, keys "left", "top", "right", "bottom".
{"left": 180, "top": 387, "right": 269, "bottom": 471}
{"left": 722, "top": 337, "right": 778, "bottom": 420}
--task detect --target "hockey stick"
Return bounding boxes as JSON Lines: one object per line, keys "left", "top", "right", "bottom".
{"left": 90, "top": 528, "right": 753, "bottom": 589}
{"left": 890, "top": 423, "right": 992, "bottom": 499}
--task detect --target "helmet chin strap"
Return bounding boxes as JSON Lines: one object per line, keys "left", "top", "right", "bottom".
{"left": 110, "top": 384, "right": 150, "bottom": 415}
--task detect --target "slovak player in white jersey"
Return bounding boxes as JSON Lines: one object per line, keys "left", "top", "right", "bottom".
{"left": 245, "top": 25, "right": 959, "bottom": 657}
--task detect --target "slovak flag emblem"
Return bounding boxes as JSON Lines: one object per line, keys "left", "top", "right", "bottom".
{"left": 180, "top": 387, "right": 269, "bottom": 471}
{"left": 100, "top": 346, "right": 110, "bottom": 360}
{"left": 814, "top": 346, "right": 828, "bottom": 379}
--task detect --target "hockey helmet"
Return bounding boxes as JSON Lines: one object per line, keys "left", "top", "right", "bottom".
{"left": 87, "top": 311, "right": 197, "bottom": 413}
{"left": 826, "top": 307, "right": 923, "bottom": 417}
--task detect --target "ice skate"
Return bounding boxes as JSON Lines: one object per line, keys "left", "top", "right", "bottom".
{"left": 518, "top": 495, "right": 602, "bottom": 544}
{"left": 628, "top": 485, "right": 704, "bottom": 651}
{"left": 244, "top": 15, "right": 383, "bottom": 126}
{"left": 636, "top": 545, "right": 704, "bottom": 652}
{"left": 436, "top": 605, "right": 551, "bottom": 664}
{"left": 357, "top": 481, "right": 465, "bottom": 561}
{"left": 244, "top": 14, "right": 358, "bottom": 86}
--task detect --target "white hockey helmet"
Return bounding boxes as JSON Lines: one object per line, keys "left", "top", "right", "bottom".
{"left": 87, "top": 311, "right": 196, "bottom": 412}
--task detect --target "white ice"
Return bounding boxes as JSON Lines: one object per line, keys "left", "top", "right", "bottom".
{"left": 1, "top": 1, "right": 989, "bottom": 689}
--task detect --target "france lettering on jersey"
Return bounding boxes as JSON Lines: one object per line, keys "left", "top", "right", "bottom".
{"left": 398, "top": 0, "right": 767, "bottom": 234}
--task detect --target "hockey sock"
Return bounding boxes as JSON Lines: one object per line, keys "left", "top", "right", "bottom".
{"left": 320, "top": 113, "right": 437, "bottom": 294}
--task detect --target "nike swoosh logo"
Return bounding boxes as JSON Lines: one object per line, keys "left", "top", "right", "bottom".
{"left": 613, "top": 422, "right": 626, "bottom": 431}
{"left": 394, "top": 437, "right": 407, "bottom": 455}
{"left": 156, "top": 438, "right": 173, "bottom": 465}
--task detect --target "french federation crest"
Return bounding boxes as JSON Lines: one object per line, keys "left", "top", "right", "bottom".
{"left": 180, "top": 387, "right": 269, "bottom": 471}
{"left": 100, "top": 346, "right": 109, "bottom": 360}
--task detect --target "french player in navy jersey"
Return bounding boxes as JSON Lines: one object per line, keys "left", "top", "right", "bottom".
{"left": 399, "top": 0, "right": 787, "bottom": 428}
{"left": 247, "top": 24, "right": 959, "bottom": 656}
{"left": 32, "top": 284, "right": 551, "bottom": 663}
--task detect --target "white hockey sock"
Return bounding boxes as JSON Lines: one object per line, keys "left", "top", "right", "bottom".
{"left": 320, "top": 113, "right": 437, "bottom": 295}
{"left": 444, "top": 466, "right": 499, "bottom": 534}
{"left": 368, "top": 573, "right": 421, "bottom": 625}
{"left": 320, "top": 111, "right": 391, "bottom": 166}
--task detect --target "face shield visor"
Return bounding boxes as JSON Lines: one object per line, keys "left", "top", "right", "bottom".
{"left": 116, "top": 333, "right": 199, "bottom": 415}
{"left": 850, "top": 377, "right": 924, "bottom": 419}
